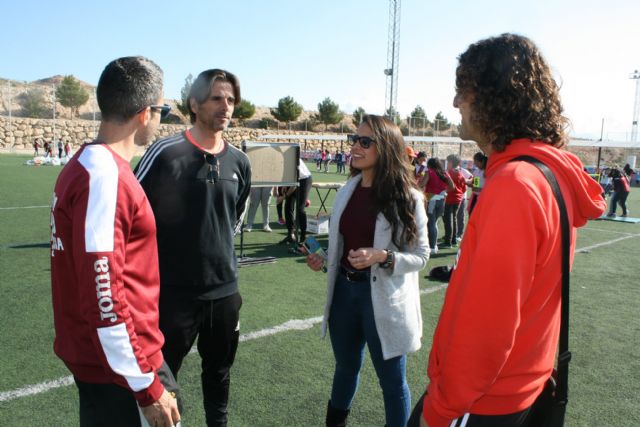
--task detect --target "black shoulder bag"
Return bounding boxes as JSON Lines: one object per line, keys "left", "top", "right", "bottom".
{"left": 515, "top": 156, "right": 569, "bottom": 427}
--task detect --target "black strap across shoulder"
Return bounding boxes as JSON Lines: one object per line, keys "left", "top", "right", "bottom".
{"left": 511, "top": 155, "right": 571, "bottom": 405}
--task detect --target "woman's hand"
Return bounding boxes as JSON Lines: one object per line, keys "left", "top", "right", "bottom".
{"left": 347, "top": 248, "right": 386, "bottom": 270}
{"left": 306, "top": 253, "right": 325, "bottom": 271}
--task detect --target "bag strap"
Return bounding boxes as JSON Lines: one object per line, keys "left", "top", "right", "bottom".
{"left": 511, "top": 155, "right": 571, "bottom": 404}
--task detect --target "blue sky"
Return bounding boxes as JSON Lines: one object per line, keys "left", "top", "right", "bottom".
{"left": 2, "top": 0, "right": 639, "bottom": 140}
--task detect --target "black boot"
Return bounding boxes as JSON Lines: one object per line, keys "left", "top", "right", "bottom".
{"left": 326, "top": 400, "right": 349, "bottom": 427}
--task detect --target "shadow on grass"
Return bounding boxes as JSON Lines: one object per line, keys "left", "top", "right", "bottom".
{"left": 8, "top": 242, "right": 50, "bottom": 249}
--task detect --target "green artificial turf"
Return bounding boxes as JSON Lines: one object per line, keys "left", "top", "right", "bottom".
{"left": 1, "top": 153, "right": 639, "bottom": 426}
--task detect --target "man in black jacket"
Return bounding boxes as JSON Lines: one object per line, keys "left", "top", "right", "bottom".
{"left": 135, "top": 68, "right": 251, "bottom": 427}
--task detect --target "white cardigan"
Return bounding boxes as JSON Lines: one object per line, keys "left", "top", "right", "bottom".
{"left": 320, "top": 174, "right": 430, "bottom": 360}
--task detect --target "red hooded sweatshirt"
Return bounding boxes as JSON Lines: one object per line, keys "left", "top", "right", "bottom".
{"left": 422, "top": 139, "right": 606, "bottom": 426}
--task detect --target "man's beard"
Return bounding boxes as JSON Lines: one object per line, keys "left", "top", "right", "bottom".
{"left": 135, "top": 124, "right": 156, "bottom": 146}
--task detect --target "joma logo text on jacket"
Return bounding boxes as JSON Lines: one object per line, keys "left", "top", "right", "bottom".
{"left": 94, "top": 257, "right": 118, "bottom": 323}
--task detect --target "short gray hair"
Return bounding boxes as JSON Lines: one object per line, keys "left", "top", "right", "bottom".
{"left": 97, "top": 56, "right": 163, "bottom": 123}
{"left": 446, "top": 154, "right": 460, "bottom": 167}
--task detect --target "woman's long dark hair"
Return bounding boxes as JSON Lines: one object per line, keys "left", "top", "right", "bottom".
{"left": 427, "top": 157, "right": 448, "bottom": 183}
{"left": 473, "top": 152, "right": 488, "bottom": 170}
{"left": 350, "top": 115, "right": 419, "bottom": 247}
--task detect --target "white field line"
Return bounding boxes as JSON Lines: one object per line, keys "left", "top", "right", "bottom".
{"left": 0, "top": 235, "right": 635, "bottom": 401}
{"left": 0, "top": 376, "right": 75, "bottom": 402}
{"left": 582, "top": 226, "right": 636, "bottom": 235}
{"left": 575, "top": 234, "right": 640, "bottom": 253}
{"left": 3, "top": 232, "right": 634, "bottom": 404}
{"left": 0, "top": 284, "right": 449, "bottom": 403}
{"left": 0, "top": 205, "right": 49, "bottom": 210}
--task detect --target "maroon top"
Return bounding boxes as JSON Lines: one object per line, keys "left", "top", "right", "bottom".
{"left": 339, "top": 184, "right": 377, "bottom": 271}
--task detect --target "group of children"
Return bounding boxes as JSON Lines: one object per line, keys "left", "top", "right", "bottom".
{"left": 314, "top": 149, "right": 349, "bottom": 174}
{"left": 33, "top": 138, "right": 72, "bottom": 159}
{"left": 411, "top": 149, "right": 487, "bottom": 253}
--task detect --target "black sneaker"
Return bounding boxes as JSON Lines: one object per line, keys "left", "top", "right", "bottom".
{"left": 279, "top": 235, "right": 296, "bottom": 245}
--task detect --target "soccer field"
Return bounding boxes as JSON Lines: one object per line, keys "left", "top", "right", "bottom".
{"left": 0, "top": 153, "right": 639, "bottom": 426}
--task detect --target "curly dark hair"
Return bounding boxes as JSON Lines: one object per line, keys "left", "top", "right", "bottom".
{"left": 456, "top": 33, "right": 569, "bottom": 152}
{"left": 350, "top": 115, "right": 419, "bottom": 247}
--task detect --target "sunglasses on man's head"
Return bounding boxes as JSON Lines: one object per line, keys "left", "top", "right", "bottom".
{"left": 347, "top": 134, "right": 376, "bottom": 149}
{"left": 137, "top": 103, "right": 171, "bottom": 120}
{"left": 204, "top": 154, "right": 219, "bottom": 183}
{"left": 149, "top": 104, "right": 172, "bottom": 119}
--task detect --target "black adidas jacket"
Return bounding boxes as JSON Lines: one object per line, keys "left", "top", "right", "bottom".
{"left": 135, "top": 131, "right": 251, "bottom": 299}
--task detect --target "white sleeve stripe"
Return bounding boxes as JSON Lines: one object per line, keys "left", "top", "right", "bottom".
{"left": 78, "top": 145, "right": 119, "bottom": 252}
{"left": 135, "top": 137, "right": 183, "bottom": 182}
{"left": 449, "top": 413, "right": 470, "bottom": 427}
{"left": 97, "top": 323, "right": 155, "bottom": 392}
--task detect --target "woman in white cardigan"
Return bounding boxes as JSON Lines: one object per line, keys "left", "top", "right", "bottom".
{"left": 307, "top": 115, "right": 430, "bottom": 427}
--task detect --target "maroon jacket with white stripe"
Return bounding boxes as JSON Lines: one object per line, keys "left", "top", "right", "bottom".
{"left": 50, "top": 142, "right": 165, "bottom": 406}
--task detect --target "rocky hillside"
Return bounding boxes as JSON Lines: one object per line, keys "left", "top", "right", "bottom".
{"left": 0, "top": 76, "right": 358, "bottom": 132}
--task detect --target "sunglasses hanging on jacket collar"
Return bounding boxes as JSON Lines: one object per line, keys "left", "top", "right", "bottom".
{"left": 204, "top": 154, "right": 219, "bottom": 183}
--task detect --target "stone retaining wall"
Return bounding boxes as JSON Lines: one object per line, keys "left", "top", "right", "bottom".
{"left": 0, "top": 116, "right": 352, "bottom": 152}
{"left": 1, "top": 115, "right": 637, "bottom": 165}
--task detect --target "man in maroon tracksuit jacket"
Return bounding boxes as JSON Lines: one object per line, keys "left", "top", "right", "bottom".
{"left": 50, "top": 56, "right": 179, "bottom": 427}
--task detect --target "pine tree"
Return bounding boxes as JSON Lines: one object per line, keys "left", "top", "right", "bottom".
{"left": 315, "top": 97, "right": 344, "bottom": 130}
{"left": 176, "top": 74, "right": 193, "bottom": 118}
{"left": 271, "top": 96, "right": 303, "bottom": 125}
{"left": 55, "top": 75, "right": 89, "bottom": 117}
{"left": 20, "top": 89, "right": 47, "bottom": 118}
{"left": 232, "top": 99, "right": 256, "bottom": 125}
{"left": 352, "top": 107, "right": 366, "bottom": 127}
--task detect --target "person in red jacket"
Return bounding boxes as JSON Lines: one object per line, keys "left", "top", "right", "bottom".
{"left": 50, "top": 56, "right": 179, "bottom": 427}
{"left": 413, "top": 34, "right": 606, "bottom": 427}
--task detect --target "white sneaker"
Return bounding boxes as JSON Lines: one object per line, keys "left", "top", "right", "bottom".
{"left": 431, "top": 245, "right": 438, "bottom": 254}
{"left": 263, "top": 225, "right": 272, "bottom": 232}
{"left": 244, "top": 225, "right": 252, "bottom": 232}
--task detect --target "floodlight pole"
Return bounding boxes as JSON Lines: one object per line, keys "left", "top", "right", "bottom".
{"left": 384, "top": 0, "right": 401, "bottom": 118}
{"left": 93, "top": 88, "right": 97, "bottom": 137}
{"left": 5, "top": 82, "right": 12, "bottom": 149}
{"left": 630, "top": 70, "right": 640, "bottom": 142}
{"left": 52, "top": 84, "right": 56, "bottom": 142}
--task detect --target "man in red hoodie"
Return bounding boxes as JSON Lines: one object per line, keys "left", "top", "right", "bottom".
{"left": 416, "top": 34, "right": 606, "bottom": 427}
{"left": 50, "top": 57, "right": 180, "bottom": 427}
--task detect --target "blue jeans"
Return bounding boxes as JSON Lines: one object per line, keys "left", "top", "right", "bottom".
{"left": 456, "top": 198, "right": 467, "bottom": 239}
{"left": 328, "top": 273, "right": 410, "bottom": 427}
{"left": 427, "top": 199, "right": 445, "bottom": 249}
